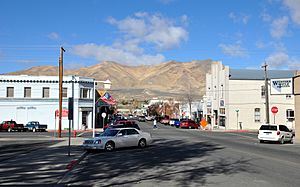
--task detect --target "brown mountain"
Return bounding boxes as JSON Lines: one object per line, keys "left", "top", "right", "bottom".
{"left": 6, "top": 60, "right": 213, "bottom": 100}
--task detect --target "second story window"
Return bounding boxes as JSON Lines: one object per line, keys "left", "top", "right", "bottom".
{"left": 43, "top": 87, "right": 50, "bottom": 98}
{"left": 80, "top": 88, "right": 90, "bottom": 99}
{"left": 62, "top": 87, "right": 68, "bottom": 98}
{"left": 7, "top": 87, "right": 14, "bottom": 98}
{"left": 286, "top": 109, "right": 294, "bottom": 119}
{"left": 261, "top": 86, "right": 265, "bottom": 98}
{"left": 24, "top": 87, "right": 31, "bottom": 98}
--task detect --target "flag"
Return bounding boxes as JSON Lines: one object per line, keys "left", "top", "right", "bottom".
{"left": 100, "top": 92, "right": 116, "bottom": 105}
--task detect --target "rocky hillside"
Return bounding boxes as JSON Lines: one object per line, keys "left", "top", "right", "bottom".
{"left": 6, "top": 60, "right": 213, "bottom": 100}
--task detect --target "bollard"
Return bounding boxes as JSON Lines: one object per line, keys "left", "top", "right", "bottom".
{"left": 73, "top": 130, "right": 77, "bottom": 138}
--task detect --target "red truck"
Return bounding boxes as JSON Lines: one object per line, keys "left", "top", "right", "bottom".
{"left": 0, "top": 120, "right": 25, "bottom": 132}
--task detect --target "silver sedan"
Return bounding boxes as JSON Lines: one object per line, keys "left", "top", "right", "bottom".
{"left": 82, "top": 128, "right": 152, "bottom": 151}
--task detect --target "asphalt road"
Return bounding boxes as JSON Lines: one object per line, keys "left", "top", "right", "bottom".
{"left": 59, "top": 121, "right": 300, "bottom": 187}
{"left": 0, "top": 122, "right": 299, "bottom": 187}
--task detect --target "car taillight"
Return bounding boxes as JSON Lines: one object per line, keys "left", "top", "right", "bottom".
{"left": 277, "top": 131, "right": 280, "bottom": 135}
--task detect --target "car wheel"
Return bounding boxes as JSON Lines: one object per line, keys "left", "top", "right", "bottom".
{"left": 32, "top": 128, "right": 36, "bottom": 132}
{"left": 105, "top": 141, "right": 115, "bottom": 151}
{"left": 280, "top": 137, "right": 285, "bottom": 144}
{"left": 138, "top": 139, "right": 147, "bottom": 148}
{"left": 259, "top": 140, "right": 264, "bottom": 143}
{"left": 290, "top": 137, "right": 294, "bottom": 144}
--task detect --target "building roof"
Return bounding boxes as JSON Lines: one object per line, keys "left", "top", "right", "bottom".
{"left": 229, "top": 69, "right": 295, "bottom": 80}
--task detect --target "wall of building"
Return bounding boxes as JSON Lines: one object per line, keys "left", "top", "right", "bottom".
{"left": 294, "top": 71, "right": 300, "bottom": 143}
{"left": 0, "top": 75, "right": 93, "bottom": 130}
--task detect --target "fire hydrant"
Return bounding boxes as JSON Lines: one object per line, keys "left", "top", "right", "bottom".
{"left": 73, "top": 130, "right": 77, "bottom": 138}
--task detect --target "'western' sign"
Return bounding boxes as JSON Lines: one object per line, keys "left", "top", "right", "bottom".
{"left": 270, "top": 78, "right": 293, "bottom": 95}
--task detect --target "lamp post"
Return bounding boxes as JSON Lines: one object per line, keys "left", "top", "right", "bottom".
{"left": 92, "top": 79, "right": 111, "bottom": 137}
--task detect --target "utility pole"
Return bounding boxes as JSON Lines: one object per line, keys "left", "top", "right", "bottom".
{"left": 262, "top": 62, "right": 270, "bottom": 124}
{"left": 58, "top": 47, "right": 65, "bottom": 138}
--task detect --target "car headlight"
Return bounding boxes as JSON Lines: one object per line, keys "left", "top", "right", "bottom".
{"left": 94, "top": 140, "right": 102, "bottom": 144}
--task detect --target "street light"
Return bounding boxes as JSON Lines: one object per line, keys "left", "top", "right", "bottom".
{"left": 92, "top": 79, "right": 111, "bottom": 137}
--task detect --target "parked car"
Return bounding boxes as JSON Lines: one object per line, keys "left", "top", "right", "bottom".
{"left": 83, "top": 128, "right": 152, "bottom": 151}
{"left": 180, "top": 119, "right": 199, "bottom": 129}
{"left": 174, "top": 119, "right": 181, "bottom": 128}
{"left": 160, "top": 117, "right": 170, "bottom": 125}
{"left": 0, "top": 120, "right": 25, "bottom": 132}
{"left": 258, "top": 124, "right": 294, "bottom": 144}
{"left": 25, "top": 121, "right": 47, "bottom": 132}
{"left": 138, "top": 115, "right": 146, "bottom": 122}
{"left": 169, "top": 118, "right": 179, "bottom": 126}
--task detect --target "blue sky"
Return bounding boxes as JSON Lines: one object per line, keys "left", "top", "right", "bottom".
{"left": 0, "top": 0, "right": 299, "bottom": 73}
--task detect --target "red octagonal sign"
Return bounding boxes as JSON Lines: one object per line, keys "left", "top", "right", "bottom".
{"left": 271, "top": 106, "right": 278, "bottom": 114}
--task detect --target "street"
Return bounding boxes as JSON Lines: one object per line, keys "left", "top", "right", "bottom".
{"left": 0, "top": 122, "right": 300, "bottom": 186}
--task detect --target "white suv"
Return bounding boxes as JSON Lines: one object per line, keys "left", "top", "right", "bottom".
{"left": 258, "top": 124, "right": 294, "bottom": 144}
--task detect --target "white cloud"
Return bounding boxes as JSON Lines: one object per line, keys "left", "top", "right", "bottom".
{"left": 266, "top": 51, "right": 300, "bottom": 69}
{"left": 72, "top": 43, "right": 165, "bottom": 66}
{"left": 270, "top": 16, "right": 289, "bottom": 39}
{"left": 283, "top": 0, "right": 300, "bottom": 25}
{"left": 261, "top": 12, "right": 272, "bottom": 22}
{"left": 219, "top": 43, "right": 248, "bottom": 57}
{"left": 72, "top": 12, "right": 187, "bottom": 65}
{"left": 47, "top": 32, "right": 60, "bottom": 40}
{"left": 229, "top": 12, "right": 250, "bottom": 24}
{"left": 107, "top": 12, "right": 188, "bottom": 50}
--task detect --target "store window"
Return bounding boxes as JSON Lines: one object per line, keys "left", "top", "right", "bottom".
{"left": 6, "top": 87, "right": 14, "bottom": 97}
{"left": 24, "top": 87, "right": 31, "bottom": 98}
{"left": 254, "top": 108, "right": 260, "bottom": 122}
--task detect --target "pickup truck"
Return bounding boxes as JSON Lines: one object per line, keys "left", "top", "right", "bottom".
{"left": 0, "top": 120, "right": 25, "bottom": 132}
{"left": 25, "top": 121, "right": 48, "bottom": 132}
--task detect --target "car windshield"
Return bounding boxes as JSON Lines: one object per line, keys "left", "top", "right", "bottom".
{"left": 259, "top": 125, "right": 277, "bottom": 131}
{"left": 101, "top": 129, "right": 119, "bottom": 136}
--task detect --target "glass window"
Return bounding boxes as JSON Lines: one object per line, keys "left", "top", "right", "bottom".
{"left": 80, "top": 88, "right": 89, "bottom": 99}
{"left": 6, "top": 87, "right": 14, "bottom": 97}
{"left": 286, "top": 109, "right": 294, "bottom": 119}
{"left": 43, "top": 87, "right": 50, "bottom": 98}
{"left": 127, "top": 129, "right": 139, "bottom": 135}
{"left": 24, "top": 87, "right": 31, "bottom": 98}
{"left": 62, "top": 87, "right": 67, "bottom": 98}
{"left": 254, "top": 108, "right": 260, "bottom": 122}
{"left": 261, "top": 86, "right": 265, "bottom": 98}
{"left": 259, "top": 125, "right": 277, "bottom": 131}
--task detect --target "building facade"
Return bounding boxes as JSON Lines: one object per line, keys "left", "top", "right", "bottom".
{"left": 203, "top": 61, "right": 295, "bottom": 130}
{"left": 0, "top": 75, "right": 94, "bottom": 130}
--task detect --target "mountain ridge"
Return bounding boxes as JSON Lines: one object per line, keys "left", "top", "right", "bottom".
{"left": 4, "top": 60, "right": 213, "bottom": 100}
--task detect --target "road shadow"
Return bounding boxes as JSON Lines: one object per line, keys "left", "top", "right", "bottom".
{"left": 0, "top": 141, "right": 83, "bottom": 186}
{"left": 64, "top": 139, "right": 253, "bottom": 186}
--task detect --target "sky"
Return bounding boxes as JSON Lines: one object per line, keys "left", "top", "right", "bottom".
{"left": 0, "top": 0, "right": 300, "bottom": 74}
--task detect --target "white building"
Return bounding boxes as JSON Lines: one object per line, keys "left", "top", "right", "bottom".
{"left": 203, "top": 61, "right": 295, "bottom": 130}
{"left": 0, "top": 75, "right": 94, "bottom": 130}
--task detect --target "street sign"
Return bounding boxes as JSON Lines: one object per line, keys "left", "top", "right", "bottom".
{"left": 235, "top": 109, "right": 239, "bottom": 112}
{"left": 271, "top": 106, "right": 278, "bottom": 114}
{"left": 101, "top": 112, "right": 107, "bottom": 118}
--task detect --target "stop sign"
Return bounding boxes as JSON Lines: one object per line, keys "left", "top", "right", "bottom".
{"left": 271, "top": 106, "right": 278, "bottom": 114}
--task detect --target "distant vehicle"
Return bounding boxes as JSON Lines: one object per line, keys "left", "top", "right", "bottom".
{"left": 160, "top": 116, "right": 170, "bottom": 125}
{"left": 146, "top": 116, "right": 154, "bottom": 121}
{"left": 104, "top": 120, "right": 140, "bottom": 130}
{"left": 138, "top": 116, "right": 146, "bottom": 122}
{"left": 174, "top": 119, "right": 181, "bottom": 128}
{"left": 169, "top": 118, "right": 179, "bottom": 126}
{"left": 258, "top": 124, "right": 294, "bottom": 144}
{"left": 128, "top": 114, "right": 134, "bottom": 119}
{"left": 180, "top": 119, "right": 199, "bottom": 129}
{"left": 0, "top": 120, "right": 25, "bottom": 132}
{"left": 25, "top": 121, "right": 48, "bottom": 132}
{"left": 83, "top": 128, "right": 152, "bottom": 151}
